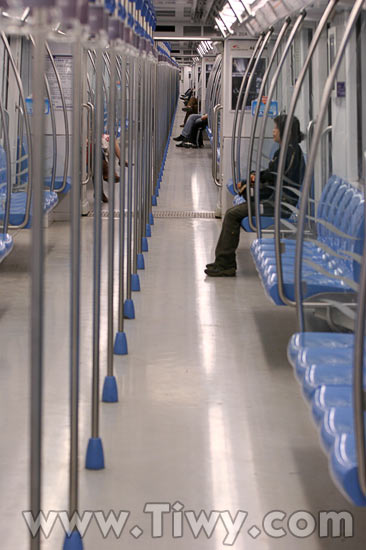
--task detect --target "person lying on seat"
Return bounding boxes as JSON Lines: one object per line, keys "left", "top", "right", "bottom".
{"left": 205, "top": 114, "right": 305, "bottom": 277}
{"left": 173, "top": 114, "right": 208, "bottom": 148}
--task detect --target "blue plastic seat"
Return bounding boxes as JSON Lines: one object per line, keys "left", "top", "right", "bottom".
{"left": 312, "top": 384, "right": 353, "bottom": 425}
{"left": 295, "top": 346, "right": 352, "bottom": 383}
{"left": 0, "top": 190, "right": 58, "bottom": 227}
{"left": 251, "top": 177, "right": 364, "bottom": 305}
{"left": 44, "top": 177, "right": 71, "bottom": 194}
{"left": 287, "top": 332, "right": 354, "bottom": 366}
{"left": 331, "top": 432, "right": 366, "bottom": 506}
{"left": 0, "top": 233, "right": 14, "bottom": 263}
{"left": 302, "top": 362, "right": 358, "bottom": 401}
{"left": 320, "top": 406, "right": 360, "bottom": 452}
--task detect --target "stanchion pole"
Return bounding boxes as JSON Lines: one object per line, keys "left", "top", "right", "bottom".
{"left": 114, "top": 9, "right": 128, "bottom": 353}
{"left": 131, "top": 10, "right": 141, "bottom": 292}
{"left": 102, "top": 6, "right": 120, "bottom": 401}
{"left": 123, "top": 31, "right": 137, "bottom": 318}
{"left": 61, "top": 0, "right": 86, "bottom": 547}
{"left": 85, "top": 0, "right": 106, "bottom": 471}
{"left": 28, "top": 4, "right": 50, "bottom": 550}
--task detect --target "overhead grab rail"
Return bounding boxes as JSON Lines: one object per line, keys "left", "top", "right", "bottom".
{"left": 245, "top": 17, "right": 291, "bottom": 232}
{"left": 236, "top": 29, "right": 273, "bottom": 189}
{"left": 231, "top": 33, "right": 264, "bottom": 191}
{"left": 273, "top": 0, "right": 340, "bottom": 307}
{"left": 294, "top": 0, "right": 365, "bottom": 323}
{"left": 253, "top": 11, "right": 307, "bottom": 239}
{"left": 0, "top": 30, "right": 33, "bottom": 229}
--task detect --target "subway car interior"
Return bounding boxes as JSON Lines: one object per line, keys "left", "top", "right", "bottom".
{"left": 0, "top": 0, "right": 366, "bottom": 548}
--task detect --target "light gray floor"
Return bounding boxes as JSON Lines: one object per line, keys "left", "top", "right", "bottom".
{"left": 0, "top": 112, "right": 365, "bottom": 549}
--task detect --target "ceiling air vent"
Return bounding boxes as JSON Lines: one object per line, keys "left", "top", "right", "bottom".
{"left": 183, "top": 50, "right": 193, "bottom": 55}
{"left": 183, "top": 7, "right": 192, "bottom": 17}
{"left": 183, "top": 26, "right": 201, "bottom": 36}
{"left": 156, "top": 9, "right": 176, "bottom": 18}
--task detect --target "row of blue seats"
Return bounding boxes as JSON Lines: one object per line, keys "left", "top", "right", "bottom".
{"left": 288, "top": 331, "right": 366, "bottom": 506}
{"left": 243, "top": 173, "right": 366, "bottom": 506}
{"left": 250, "top": 176, "right": 364, "bottom": 304}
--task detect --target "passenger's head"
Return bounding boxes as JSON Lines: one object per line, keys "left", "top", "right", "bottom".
{"left": 273, "top": 114, "right": 304, "bottom": 145}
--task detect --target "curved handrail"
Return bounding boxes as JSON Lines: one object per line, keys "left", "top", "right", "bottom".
{"left": 254, "top": 12, "right": 306, "bottom": 238}
{"left": 1, "top": 30, "right": 33, "bottom": 229}
{"left": 237, "top": 29, "right": 273, "bottom": 188}
{"left": 88, "top": 49, "right": 108, "bottom": 107}
{"left": 0, "top": 98, "right": 11, "bottom": 234}
{"left": 212, "top": 104, "right": 223, "bottom": 187}
{"left": 294, "top": 0, "right": 364, "bottom": 322}
{"left": 206, "top": 55, "right": 221, "bottom": 128}
{"left": 274, "top": 0, "right": 340, "bottom": 306}
{"left": 321, "top": 125, "right": 332, "bottom": 185}
{"left": 82, "top": 103, "right": 92, "bottom": 185}
{"left": 45, "top": 41, "right": 70, "bottom": 194}
{"left": 29, "top": 36, "right": 57, "bottom": 194}
{"left": 354, "top": 149, "right": 366, "bottom": 498}
{"left": 245, "top": 18, "right": 291, "bottom": 232}
{"left": 231, "top": 34, "right": 263, "bottom": 191}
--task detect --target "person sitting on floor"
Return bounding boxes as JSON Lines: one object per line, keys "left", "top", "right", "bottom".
{"left": 173, "top": 114, "right": 208, "bottom": 148}
{"left": 205, "top": 114, "right": 305, "bottom": 277}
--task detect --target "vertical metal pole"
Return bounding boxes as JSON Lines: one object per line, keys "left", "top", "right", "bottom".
{"left": 116, "top": 50, "right": 128, "bottom": 341}
{"left": 69, "top": 30, "right": 82, "bottom": 520}
{"left": 144, "top": 58, "right": 150, "bottom": 234}
{"left": 125, "top": 54, "right": 135, "bottom": 306}
{"left": 133, "top": 56, "right": 140, "bottom": 269}
{"left": 102, "top": 37, "right": 119, "bottom": 399}
{"left": 92, "top": 46, "right": 103, "bottom": 438}
{"left": 85, "top": 28, "right": 105, "bottom": 468}
{"left": 137, "top": 54, "right": 145, "bottom": 254}
{"left": 30, "top": 7, "right": 46, "bottom": 550}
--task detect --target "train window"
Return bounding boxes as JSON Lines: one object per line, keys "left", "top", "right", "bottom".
{"left": 231, "top": 57, "right": 266, "bottom": 110}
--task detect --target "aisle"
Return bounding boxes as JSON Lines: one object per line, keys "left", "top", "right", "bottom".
{"left": 1, "top": 112, "right": 366, "bottom": 549}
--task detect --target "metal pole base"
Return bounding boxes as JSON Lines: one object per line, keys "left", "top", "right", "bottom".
{"left": 131, "top": 273, "right": 141, "bottom": 292}
{"left": 137, "top": 253, "right": 145, "bottom": 270}
{"left": 124, "top": 299, "right": 135, "bottom": 319}
{"left": 114, "top": 331, "right": 128, "bottom": 355}
{"left": 149, "top": 213, "right": 154, "bottom": 226}
{"left": 141, "top": 238, "right": 148, "bottom": 253}
{"left": 102, "top": 376, "right": 118, "bottom": 403}
{"left": 146, "top": 224, "right": 151, "bottom": 237}
{"left": 63, "top": 530, "right": 83, "bottom": 550}
{"left": 85, "top": 438, "right": 105, "bottom": 470}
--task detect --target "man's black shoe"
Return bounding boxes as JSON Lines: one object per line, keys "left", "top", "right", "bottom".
{"left": 176, "top": 142, "right": 186, "bottom": 148}
{"left": 206, "top": 262, "right": 216, "bottom": 268}
{"left": 204, "top": 265, "right": 236, "bottom": 277}
{"left": 173, "top": 135, "right": 184, "bottom": 142}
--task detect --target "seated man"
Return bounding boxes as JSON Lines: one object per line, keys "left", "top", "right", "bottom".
{"left": 205, "top": 114, "right": 305, "bottom": 277}
{"left": 182, "top": 95, "right": 198, "bottom": 125}
{"left": 173, "top": 114, "right": 208, "bottom": 148}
